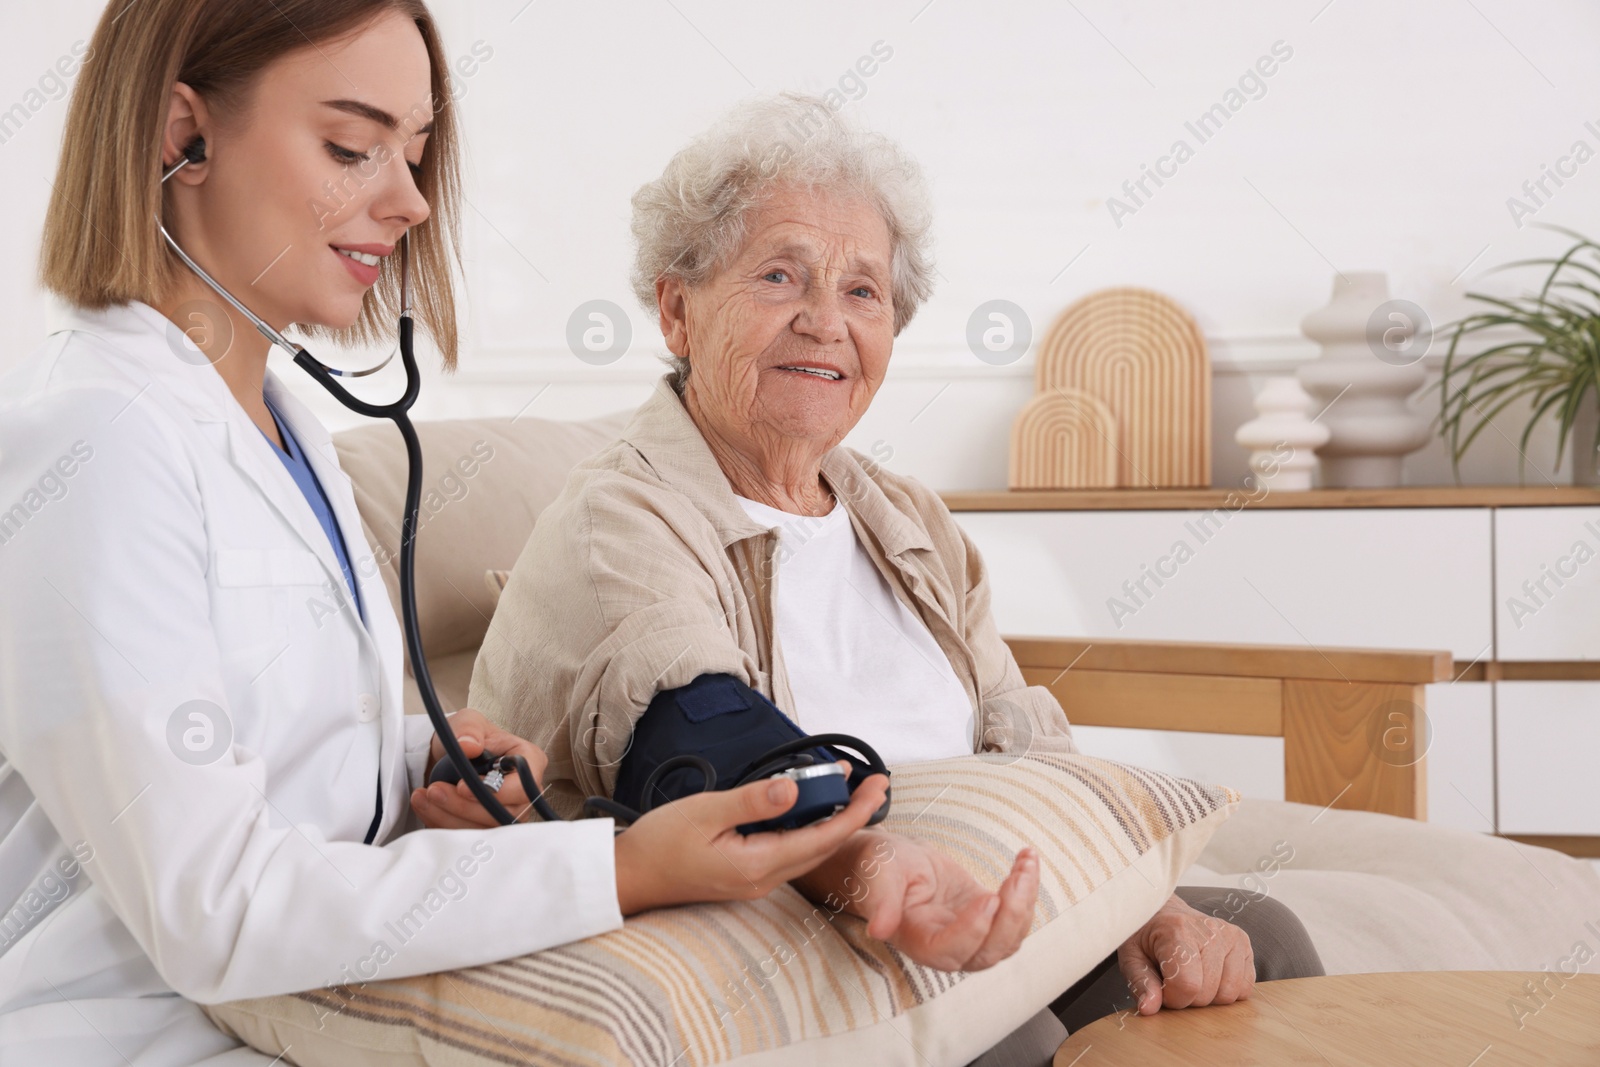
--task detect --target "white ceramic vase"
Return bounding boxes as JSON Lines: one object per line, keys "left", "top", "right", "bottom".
{"left": 1296, "top": 272, "right": 1432, "bottom": 488}
{"left": 1235, "top": 377, "right": 1330, "bottom": 491}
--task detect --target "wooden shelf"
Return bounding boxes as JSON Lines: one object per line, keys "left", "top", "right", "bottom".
{"left": 1452, "top": 661, "right": 1600, "bottom": 682}
{"left": 942, "top": 485, "right": 1600, "bottom": 511}
{"left": 1501, "top": 834, "right": 1600, "bottom": 859}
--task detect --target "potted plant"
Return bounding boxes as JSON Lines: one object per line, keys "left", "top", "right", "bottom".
{"left": 1437, "top": 229, "right": 1600, "bottom": 485}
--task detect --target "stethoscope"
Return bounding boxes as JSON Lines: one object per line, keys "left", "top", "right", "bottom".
{"left": 157, "top": 138, "right": 890, "bottom": 834}
{"left": 158, "top": 137, "right": 553, "bottom": 826}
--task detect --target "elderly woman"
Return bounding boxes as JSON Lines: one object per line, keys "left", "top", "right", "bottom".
{"left": 468, "top": 94, "right": 1321, "bottom": 1062}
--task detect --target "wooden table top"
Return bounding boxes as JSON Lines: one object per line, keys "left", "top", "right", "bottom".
{"left": 1053, "top": 970, "right": 1600, "bottom": 1066}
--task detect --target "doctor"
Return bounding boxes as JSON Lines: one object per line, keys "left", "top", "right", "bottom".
{"left": 0, "top": 2, "right": 889, "bottom": 1064}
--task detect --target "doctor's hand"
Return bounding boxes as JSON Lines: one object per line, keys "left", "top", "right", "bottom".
{"left": 792, "top": 830, "right": 1040, "bottom": 972}
{"left": 612, "top": 768, "right": 890, "bottom": 916}
{"left": 411, "top": 708, "right": 551, "bottom": 829}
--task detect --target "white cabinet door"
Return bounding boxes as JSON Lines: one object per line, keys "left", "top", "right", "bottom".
{"left": 1497, "top": 681, "right": 1600, "bottom": 834}
{"left": 1494, "top": 507, "right": 1600, "bottom": 661}
{"left": 954, "top": 509, "right": 1492, "bottom": 659}
{"left": 1423, "top": 681, "right": 1496, "bottom": 833}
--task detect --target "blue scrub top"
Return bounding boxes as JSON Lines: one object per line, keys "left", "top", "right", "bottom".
{"left": 259, "top": 398, "right": 365, "bottom": 623}
{"left": 259, "top": 397, "right": 383, "bottom": 842}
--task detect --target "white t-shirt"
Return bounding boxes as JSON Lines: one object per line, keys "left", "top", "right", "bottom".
{"left": 736, "top": 494, "right": 975, "bottom": 767}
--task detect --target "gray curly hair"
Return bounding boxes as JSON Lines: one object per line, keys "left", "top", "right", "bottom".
{"left": 629, "top": 92, "right": 936, "bottom": 390}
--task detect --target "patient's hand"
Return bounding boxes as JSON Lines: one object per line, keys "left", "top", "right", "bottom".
{"left": 410, "top": 707, "right": 551, "bottom": 829}
{"left": 1118, "top": 893, "right": 1254, "bottom": 1014}
{"left": 793, "top": 830, "right": 1040, "bottom": 972}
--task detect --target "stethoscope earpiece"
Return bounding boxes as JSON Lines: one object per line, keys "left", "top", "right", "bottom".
{"left": 162, "top": 137, "right": 206, "bottom": 175}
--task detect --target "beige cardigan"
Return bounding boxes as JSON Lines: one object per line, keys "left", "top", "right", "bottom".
{"left": 469, "top": 378, "right": 1077, "bottom": 815}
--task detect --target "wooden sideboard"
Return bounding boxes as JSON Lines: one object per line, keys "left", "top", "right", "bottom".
{"left": 944, "top": 486, "right": 1600, "bottom": 858}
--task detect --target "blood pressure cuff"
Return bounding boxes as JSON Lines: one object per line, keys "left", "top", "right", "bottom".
{"left": 612, "top": 673, "right": 884, "bottom": 816}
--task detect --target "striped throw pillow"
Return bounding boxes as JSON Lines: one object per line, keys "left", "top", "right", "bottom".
{"left": 205, "top": 753, "right": 1237, "bottom": 1066}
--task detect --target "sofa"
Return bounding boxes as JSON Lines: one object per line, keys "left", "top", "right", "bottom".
{"left": 325, "top": 408, "right": 1600, "bottom": 983}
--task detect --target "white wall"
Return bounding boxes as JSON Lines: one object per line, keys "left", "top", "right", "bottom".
{"left": 5, "top": 0, "right": 1600, "bottom": 490}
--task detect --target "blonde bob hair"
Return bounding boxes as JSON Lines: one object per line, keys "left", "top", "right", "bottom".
{"left": 38, "top": 0, "right": 463, "bottom": 367}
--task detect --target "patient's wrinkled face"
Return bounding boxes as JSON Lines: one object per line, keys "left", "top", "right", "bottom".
{"left": 671, "top": 184, "right": 896, "bottom": 456}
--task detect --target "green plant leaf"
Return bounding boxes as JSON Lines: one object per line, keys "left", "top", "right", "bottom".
{"left": 1437, "top": 231, "right": 1600, "bottom": 481}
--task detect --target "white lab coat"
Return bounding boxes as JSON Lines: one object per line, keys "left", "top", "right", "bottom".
{"left": 0, "top": 301, "right": 623, "bottom": 1066}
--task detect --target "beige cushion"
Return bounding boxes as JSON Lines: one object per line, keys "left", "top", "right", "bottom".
{"left": 330, "top": 412, "right": 631, "bottom": 659}
{"left": 205, "top": 754, "right": 1238, "bottom": 1066}
{"left": 331, "top": 413, "right": 628, "bottom": 710}
{"left": 1187, "top": 799, "right": 1600, "bottom": 976}
{"left": 483, "top": 568, "right": 511, "bottom": 600}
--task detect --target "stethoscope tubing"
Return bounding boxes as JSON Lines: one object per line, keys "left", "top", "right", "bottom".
{"left": 292, "top": 313, "right": 560, "bottom": 826}
{"left": 157, "top": 153, "right": 550, "bottom": 826}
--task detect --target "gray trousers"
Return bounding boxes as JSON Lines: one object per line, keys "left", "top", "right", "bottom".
{"left": 967, "top": 887, "right": 1325, "bottom": 1067}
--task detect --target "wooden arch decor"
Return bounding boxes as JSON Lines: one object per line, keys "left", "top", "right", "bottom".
{"left": 1009, "top": 389, "right": 1119, "bottom": 489}
{"left": 1011, "top": 287, "right": 1211, "bottom": 489}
